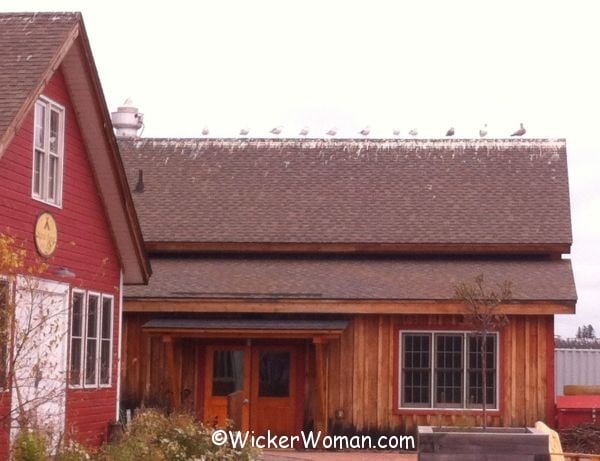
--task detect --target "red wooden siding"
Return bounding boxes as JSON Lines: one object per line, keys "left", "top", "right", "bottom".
{"left": 0, "top": 67, "right": 122, "bottom": 450}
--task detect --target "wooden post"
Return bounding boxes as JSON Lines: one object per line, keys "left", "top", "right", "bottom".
{"left": 313, "top": 337, "right": 328, "bottom": 435}
{"left": 163, "top": 335, "right": 181, "bottom": 408}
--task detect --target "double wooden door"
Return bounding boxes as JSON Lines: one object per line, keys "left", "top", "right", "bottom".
{"left": 203, "top": 342, "right": 302, "bottom": 436}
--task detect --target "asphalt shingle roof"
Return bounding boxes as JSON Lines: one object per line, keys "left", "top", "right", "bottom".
{"left": 120, "top": 138, "right": 572, "bottom": 246}
{"left": 124, "top": 256, "right": 576, "bottom": 303}
{"left": 0, "top": 12, "right": 79, "bottom": 143}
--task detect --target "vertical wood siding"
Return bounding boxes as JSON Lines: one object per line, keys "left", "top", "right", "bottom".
{"left": 0, "top": 67, "right": 121, "bottom": 450}
{"left": 327, "top": 314, "right": 554, "bottom": 434}
{"left": 122, "top": 311, "right": 555, "bottom": 438}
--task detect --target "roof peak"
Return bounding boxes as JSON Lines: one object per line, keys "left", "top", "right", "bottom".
{"left": 122, "top": 137, "right": 567, "bottom": 152}
{"left": 0, "top": 12, "right": 81, "bottom": 22}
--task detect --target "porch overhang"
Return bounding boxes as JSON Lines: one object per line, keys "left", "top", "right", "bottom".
{"left": 142, "top": 318, "right": 349, "bottom": 340}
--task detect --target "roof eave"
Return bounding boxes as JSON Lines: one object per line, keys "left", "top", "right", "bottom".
{"left": 61, "top": 19, "right": 150, "bottom": 284}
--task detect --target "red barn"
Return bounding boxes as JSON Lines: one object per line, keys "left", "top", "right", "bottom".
{"left": 0, "top": 13, "right": 150, "bottom": 456}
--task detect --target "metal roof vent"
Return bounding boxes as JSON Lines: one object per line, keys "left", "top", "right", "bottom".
{"left": 111, "top": 98, "right": 144, "bottom": 138}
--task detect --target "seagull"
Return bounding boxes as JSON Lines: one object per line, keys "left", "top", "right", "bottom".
{"left": 299, "top": 126, "right": 309, "bottom": 136}
{"left": 392, "top": 128, "right": 401, "bottom": 136}
{"left": 408, "top": 128, "right": 418, "bottom": 137}
{"left": 446, "top": 127, "right": 455, "bottom": 137}
{"left": 270, "top": 126, "right": 283, "bottom": 135}
{"left": 201, "top": 126, "right": 209, "bottom": 136}
{"left": 511, "top": 123, "right": 526, "bottom": 137}
{"left": 359, "top": 126, "right": 370, "bottom": 136}
{"left": 479, "top": 124, "right": 488, "bottom": 138}
{"left": 239, "top": 127, "right": 250, "bottom": 136}
{"left": 326, "top": 127, "right": 337, "bottom": 137}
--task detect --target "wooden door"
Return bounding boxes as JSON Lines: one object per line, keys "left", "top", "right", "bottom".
{"left": 250, "top": 345, "right": 298, "bottom": 436}
{"left": 203, "top": 342, "right": 301, "bottom": 436}
{"left": 203, "top": 345, "right": 250, "bottom": 430}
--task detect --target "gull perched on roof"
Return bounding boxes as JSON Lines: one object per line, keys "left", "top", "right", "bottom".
{"left": 408, "top": 128, "right": 418, "bottom": 137}
{"left": 201, "top": 126, "right": 209, "bottom": 136}
{"left": 326, "top": 127, "right": 337, "bottom": 137}
{"left": 479, "top": 124, "right": 488, "bottom": 138}
{"left": 299, "top": 126, "right": 309, "bottom": 136}
{"left": 511, "top": 123, "right": 526, "bottom": 137}
{"left": 240, "top": 127, "right": 250, "bottom": 136}
{"left": 270, "top": 126, "right": 283, "bottom": 135}
{"left": 359, "top": 126, "right": 370, "bottom": 136}
{"left": 446, "top": 127, "right": 455, "bottom": 137}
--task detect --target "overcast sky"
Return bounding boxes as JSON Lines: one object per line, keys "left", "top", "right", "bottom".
{"left": 5, "top": 0, "right": 599, "bottom": 337}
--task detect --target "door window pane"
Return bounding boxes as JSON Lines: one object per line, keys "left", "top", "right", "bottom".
{"left": 212, "top": 350, "right": 244, "bottom": 396}
{"left": 259, "top": 351, "right": 290, "bottom": 397}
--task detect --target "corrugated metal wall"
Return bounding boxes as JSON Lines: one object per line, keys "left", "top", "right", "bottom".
{"left": 555, "top": 348, "right": 600, "bottom": 395}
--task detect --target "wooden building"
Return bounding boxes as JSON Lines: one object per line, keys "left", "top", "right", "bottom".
{"left": 118, "top": 137, "right": 576, "bottom": 435}
{"left": 0, "top": 13, "right": 150, "bottom": 455}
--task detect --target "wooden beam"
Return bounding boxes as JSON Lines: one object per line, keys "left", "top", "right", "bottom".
{"left": 125, "top": 299, "right": 575, "bottom": 315}
{"left": 143, "top": 328, "right": 342, "bottom": 340}
{"left": 313, "top": 337, "right": 328, "bottom": 436}
{"left": 163, "top": 335, "right": 180, "bottom": 408}
{"left": 144, "top": 241, "right": 570, "bottom": 256}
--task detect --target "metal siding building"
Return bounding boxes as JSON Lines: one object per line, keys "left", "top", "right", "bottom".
{"left": 555, "top": 348, "right": 600, "bottom": 395}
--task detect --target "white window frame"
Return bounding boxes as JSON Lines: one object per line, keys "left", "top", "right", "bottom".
{"left": 84, "top": 291, "right": 101, "bottom": 387}
{"left": 68, "top": 289, "right": 85, "bottom": 388}
{"left": 398, "top": 330, "right": 499, "bottom": 411}
{"left": 32, "top": 96, "right": 65, "bottom": 208}
{"left": 99, "top": 294, "right": 114, "bottom": 388}
{"left": 68, "top": 290, "right": 114, "bottom": 389}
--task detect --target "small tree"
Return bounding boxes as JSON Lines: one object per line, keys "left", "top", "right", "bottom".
{"left": 454, "top": 274, "right": 512, "bottom": 430}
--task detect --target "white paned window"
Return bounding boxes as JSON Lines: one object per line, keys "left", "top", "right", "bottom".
{"left": 32, "top": 97, "right": 64, "bottom": 206}
{"left": 399, "top": 331, "right": 498, "bottom": 410}
{"left": 69, "top": 291, "right": 114, "bottom": 388}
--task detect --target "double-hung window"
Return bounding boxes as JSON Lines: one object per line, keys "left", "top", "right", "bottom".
{"left": 69, "top": 290, "right": 113, "bottom": 388}
{"left": 399, "top": 331, "right": 498, "bottom": 410}
{"left": 33, "top": 97, "right": 65, "bottom": 207}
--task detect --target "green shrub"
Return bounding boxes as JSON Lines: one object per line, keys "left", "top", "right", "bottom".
{"left": 12, "top": 429, "right": 48, "bottom": 461}
{"left": 56, "top": 441, "right": 92, "bottom": 461}
{"left": 98, "top": 409, "right": 260, "bottom": 461}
